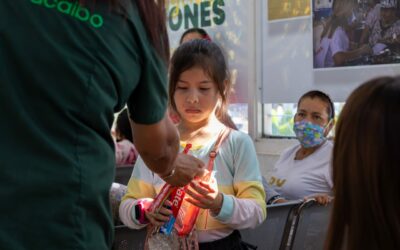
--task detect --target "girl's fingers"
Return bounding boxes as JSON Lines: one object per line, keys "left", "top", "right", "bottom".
{"left": 185, "top": 197, "right": 208, "bottom": 209}
{"left": 164, "top": 200, "right": 172, "bottom": 207}
{"left": 190, "top": 182, "right": 212, "bottom": 196}
{"left": 159, "top": 206, "right": 172, "bottom": 216}
{"left": 198, "top": 181, "right": 216, "bottom": 193}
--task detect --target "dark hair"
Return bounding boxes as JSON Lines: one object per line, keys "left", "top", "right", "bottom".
{"left": 169, "top": 39, "right": 233, "bottom": 128}
{"left": 325, "top": 76, "right": 400, "bottom": 250}
{"left": 179, "top": 28, "right": 212, "bottom": 44}
{"left": 115, "top": 108, "right": 133, "bottom": 143}
{"left": 298, "top": 90, "right": 335, "bottom": 120}
{"left": 81, "top": 0, "right": 169, "bottom": 62}
{"left": 321, "top": 0, "right": 355, "bottom": 38}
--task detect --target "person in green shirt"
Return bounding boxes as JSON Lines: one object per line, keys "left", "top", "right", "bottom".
{"left": 0, "top": 0, "right": 204, "bottom": 249}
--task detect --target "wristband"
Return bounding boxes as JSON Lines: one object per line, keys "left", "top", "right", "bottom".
{"left": 134, "top": 200, "right": 149, "bottom": 224}
{"left": 159, "top": 167, "right": 175, "bottom": 180}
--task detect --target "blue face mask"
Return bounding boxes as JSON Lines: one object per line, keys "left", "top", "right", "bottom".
{"left": 293, "top": 120, "right": 330, "bottom": 148}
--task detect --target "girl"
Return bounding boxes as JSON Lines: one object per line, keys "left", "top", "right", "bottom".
{"left": 119, "top": 39, "right": 266, "bottom": 249}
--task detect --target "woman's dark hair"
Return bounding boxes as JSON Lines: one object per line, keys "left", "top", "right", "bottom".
{"left": 169, "top": 39, "right": 234, "bottom": 128}
{"left": 82, "top": 0, "right": 169, "bottom": 62}
{"left": 325, "top": 76, "right": 400, "bottom": 250}
{"left": 320, "top": 0, "right": 355, "bottom": 39}
{"left": 298, "top": 90, "right": 335, "bottom": 120}
{"left": 115, "top": 108, "right": 133, "bottom": 143}
{"left": 179, "top": 27, "right": 211, "bottom": 44}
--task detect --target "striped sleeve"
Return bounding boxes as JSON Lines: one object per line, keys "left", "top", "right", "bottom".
{"left": 119, "top": 157, "right": 156, "bottom": 228}
{"left": 212, "top": 133, "right": 266, "bottom": 229}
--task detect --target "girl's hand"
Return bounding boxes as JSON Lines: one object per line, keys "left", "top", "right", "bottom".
{"left": 185, "top": 177, "right": 223, "bottom": 214}
{"left": 145, "top": 200, "right": 173, "bottom": 226}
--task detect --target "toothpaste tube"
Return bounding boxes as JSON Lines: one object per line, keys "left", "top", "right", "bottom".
{"left": 148, "top": 143, "right": 192, "bottom": 235}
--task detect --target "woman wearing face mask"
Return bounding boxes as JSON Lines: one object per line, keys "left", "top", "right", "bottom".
{"left": 267, "top": 91, "right": 335, "bottom": 205}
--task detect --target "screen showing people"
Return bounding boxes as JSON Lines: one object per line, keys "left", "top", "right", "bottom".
{"left": 313, "top": 0, "right": 400, "bottom": 68}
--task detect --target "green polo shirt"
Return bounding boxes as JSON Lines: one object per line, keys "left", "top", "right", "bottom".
{"left": 0, "top": 1, "right": 167, "bottom": 249}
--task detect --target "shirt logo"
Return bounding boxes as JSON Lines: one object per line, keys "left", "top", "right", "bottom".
{"left": 30, "top": 0, "right": 104, "bottom": 29}
{"left": 269, "top": 176, "right": 286, "bottom": 187}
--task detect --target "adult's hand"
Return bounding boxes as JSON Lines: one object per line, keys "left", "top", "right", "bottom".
{"left": 161, "top": 153, "right": 205, "bottom": 186}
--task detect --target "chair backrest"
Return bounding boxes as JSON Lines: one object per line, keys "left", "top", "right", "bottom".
{"left": 115, "top": 165, "right": 134, "bottom": 185}
{"left": 290, "top": 200, "right": 332, "bottom": 250}
{"left": 240, "top": 200, "right": 302, "bottom": 250}
{"left": 112, "top": 225, "right": 147, "bottom": 250}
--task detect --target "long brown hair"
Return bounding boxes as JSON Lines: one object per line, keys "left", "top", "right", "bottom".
{"left": 81, "top": 0, "right": 169, "bottom": 62}
{"left": 325, "top": 76, "right": 400, "bottom": 250}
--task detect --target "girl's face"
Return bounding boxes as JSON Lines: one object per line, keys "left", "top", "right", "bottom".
{"left": 174, "top": 67, "right": 220, "bottom": 125}
{"left": 295, "top": 97, "right": 332, "bottom": 134}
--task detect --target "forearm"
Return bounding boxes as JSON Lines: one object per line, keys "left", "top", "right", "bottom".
{"left": 333, "top": 48, "right": 367, "bottom": 66}
{"left": 212, "top": 195, "right": 265, "bottom": 229}
{"left": 132, "top": 116, "right": 179, "bottom": 176}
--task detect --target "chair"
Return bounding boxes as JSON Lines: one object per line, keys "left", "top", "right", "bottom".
{"left": 240, "top": 200, "right": 302, "bottom": 250}
{"left": 289, "top": 200, "right": 332, "bottom": 250}
{"left": 115, "top": 165, "right": 134, "bottom": 185}
{"left": 112, "top": 225, "right": 147, "bottom": 250}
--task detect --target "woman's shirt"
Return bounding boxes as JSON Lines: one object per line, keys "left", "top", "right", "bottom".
{"left": 315, "top": 26, "right": 349, "bottom": 68}
{"left": 268, "top": 141, "right": 333, "bottom": 200}
{"left": 0, "top": 1, "right": 167, "bottom": 249}
{"left": 120, "top": 129, "right": 266, "bottom": 243}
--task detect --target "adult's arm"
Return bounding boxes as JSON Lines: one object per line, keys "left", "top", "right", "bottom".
{"left": 131, "top": 115, "right": 204, "bottom": 186}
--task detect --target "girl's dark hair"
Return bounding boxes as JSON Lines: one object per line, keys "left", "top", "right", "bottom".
{"left": 82, "top": 0, "right": 169, "bottom": 62}
{"left": 325, "top": 76, "right": 400, "bottom": 250}
{"left": 116, "top": 108, "right": 133, "bottom": 143}
{"left": 169, "top": 39, "right": 233, "bottom": 128}
{"left": 179, "top": 28, "right": 211, "bottom": 44}
{"left": 298, "top": 90, "right": 335, "bottom": 120}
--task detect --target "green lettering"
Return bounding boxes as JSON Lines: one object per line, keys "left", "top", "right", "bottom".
{"left": 276, "top": 179, "right": 286, "bottom": 188}
{"left": 57, "top": 0, "right": 73, "bottom": 14}
{"left": 184, "top": 3, "right": 198, "bottom": 29}
{"left": 44, "top": 0, "right": 57, "bottom": 8}
{"left": 200, "top": 1, "right": 211, "bottom": 27}
{"left": 90, "top": 14, "right": 103, "bottom": 28}
{"left": 31, "top": 0, "right": 43, "bottom": 4}
{"left": 268, "top": 177, "right": 275, "bottom": 185}
{"left": 213, "top": 0, "right": 225, "bottom": 26}
{"left": 168, "top": 7, "right": 182, "bottom": 31}
{"left": 74, "top": 5, "right": 90, "bottom": 21}
{"left": 71, "top": 1, "right": 78, "bottom": 16}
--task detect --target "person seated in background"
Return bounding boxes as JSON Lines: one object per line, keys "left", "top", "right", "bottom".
{"left": 267, "top": 91, "right": 335, "bottom": 206}
{"left": 114, "top": 108, "right": 138, "bottom": 166}
{"left": 325, "top": 76, "right": 400, "bottom": 250}
{"left": 179, "top": 27, "right": 212, "bottom": 44}
{"left": 359, "top": 0, "right": 381, "bottom": 45}
{"left": 368, "top": 0, "right": 400, "bottom": 54}
{"left": 315, "top": 0, "right": 371, "bottom": 67}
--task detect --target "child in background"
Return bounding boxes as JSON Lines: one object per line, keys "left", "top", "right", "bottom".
{"left": 114, "top": 108, "right": 138, "bottom": 166}
{"left": 119, "top": 39, "right": 266, "bottom": 249}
